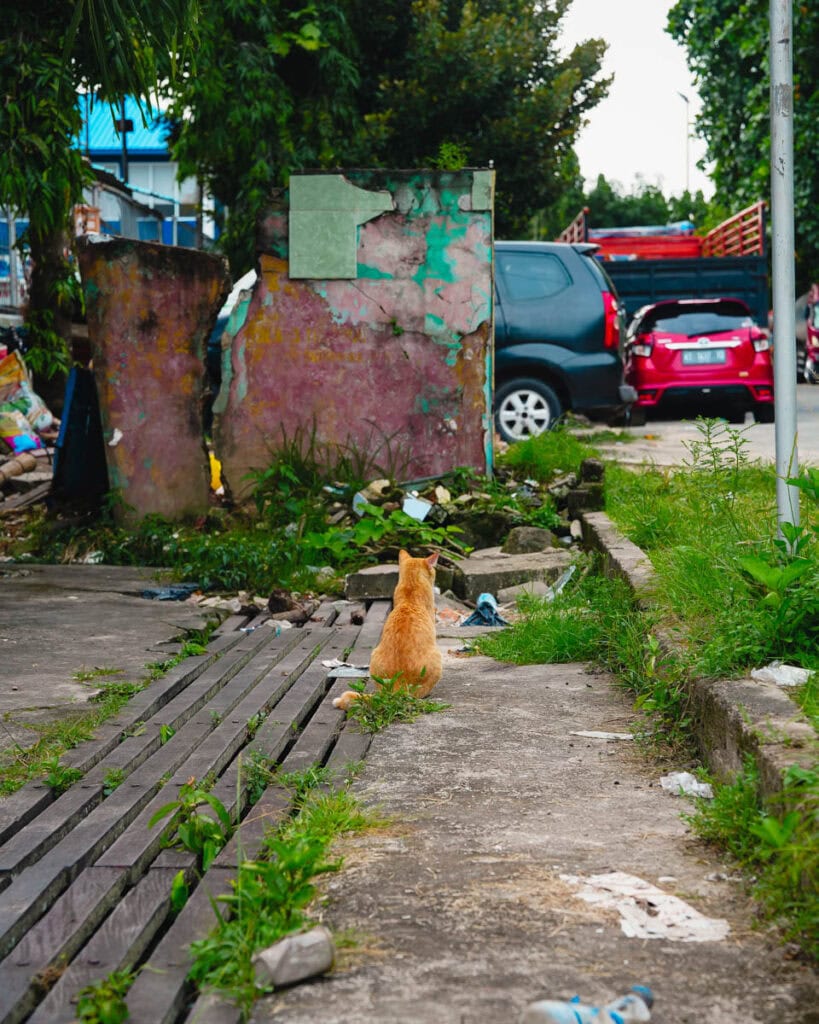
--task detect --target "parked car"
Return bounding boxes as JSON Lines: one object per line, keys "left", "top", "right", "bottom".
{"left": 493, "top": 241, "right": 636, "bottom": 443}
{"left": 624, "top": 297, "right": 774, "bottom": 423}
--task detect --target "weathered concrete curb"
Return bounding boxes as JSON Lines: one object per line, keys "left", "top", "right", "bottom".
{"left": 581, "top": 510, "right": 817, "bottom": 803}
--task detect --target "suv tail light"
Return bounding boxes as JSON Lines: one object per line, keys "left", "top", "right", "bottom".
{"left": 630, "top": 342, "right": 653, "bottom": 357}
{"left": 751, "top": 329, "right": 771, "bottom": 353}
{"left": 602, "top": 291, "right": 620, "bottom": 350}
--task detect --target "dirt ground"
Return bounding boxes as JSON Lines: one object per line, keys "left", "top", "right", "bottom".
{"left": 258, "top": 643, "right": 819, "bottom": 1024}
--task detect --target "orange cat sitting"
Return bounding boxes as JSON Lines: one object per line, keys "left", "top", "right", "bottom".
{"left": 333, "top": 550, "right": 442, "bottom": 711}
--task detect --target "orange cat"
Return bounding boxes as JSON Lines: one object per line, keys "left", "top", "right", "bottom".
{"left": 333, "top": 550, "right": 442, "bottom": 711}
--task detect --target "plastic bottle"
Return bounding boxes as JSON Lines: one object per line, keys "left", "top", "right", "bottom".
{"left": 520, "top": 985, "right": 653, "bottom": 1024}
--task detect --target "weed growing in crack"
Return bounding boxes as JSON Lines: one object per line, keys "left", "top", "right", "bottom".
{"left": 102, "top": 768, "right": 125, "bottom": 796}
{"left": 75, "top": 968, "right": 136, "bottom": 1024}
{"left": 343, "top": 674, "right": 450, "bottom": 734}
{"left": 149, "top": 778, "right": 234, "bottom": 872}
{"left": 685, "top": 758, "right": 819, "bottom": 958}
{"left": 42, "top": 757, "right": 83, "bottom": 795}
{"left": 187, "top": 765, "right": 385, "bottom": 1018}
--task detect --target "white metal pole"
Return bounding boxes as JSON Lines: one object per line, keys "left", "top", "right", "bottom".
{"left": 769, "top": 0, "right": 799, "bottom": 532}
{"left": 8, "top": 212, "right": 19, "bottom": 309}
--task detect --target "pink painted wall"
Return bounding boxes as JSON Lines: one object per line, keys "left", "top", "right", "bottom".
{"left": 79, "top": 237, "right": 229, "bottom": 523}
{"left": 214, "top": 169, "right": 494, "bottom": 500}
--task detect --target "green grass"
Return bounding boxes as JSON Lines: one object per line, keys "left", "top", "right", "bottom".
{"left": 605, "top": 420, "right": 819, "bottom": 684}
{"left": 497, "top": 422, "right": 600, "bottom": 482}
{"left": 187, "top": 765, "right": 386, "bottom": 1018}
{"left": 686, "top": 759, "right": 818, "bottom": 958}
{"left": 342, "top": 674, "right": 451, "bottom": 734}
{"left": 0, "top": 625, "right": 217, "bottom": 797}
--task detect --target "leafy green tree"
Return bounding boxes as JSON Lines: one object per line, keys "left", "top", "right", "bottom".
{"left": 345, "top": 0, "right": 612, "bottom": 237}
{"left": 668, "top": 0, "right": 819, "bottom": 289}
{"left": 537, "top": 174, "right": 713, "bottom": 241}
{"left": 167, "top": 1, "right": 359, "bottom": 274}
{"left": 168, "top": 0, "right": 613, "bottom": 260}
{"left": 0, "top": 0, "right": 196, "bottom": 375}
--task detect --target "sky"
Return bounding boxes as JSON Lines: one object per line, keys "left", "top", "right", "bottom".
{"left": 559, "top": 0, "right": 714, "bottom": 199}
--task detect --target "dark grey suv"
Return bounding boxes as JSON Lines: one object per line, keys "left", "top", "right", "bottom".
{"left": 493, "top": 241, "right": 636, "bottom": 442}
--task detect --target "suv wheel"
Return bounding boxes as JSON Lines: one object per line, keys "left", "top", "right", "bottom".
{"left": 494, "top": 378, "right": 562, "bottom": 443}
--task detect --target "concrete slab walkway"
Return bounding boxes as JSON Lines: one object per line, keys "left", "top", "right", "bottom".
{"left": 261, "top": 641, "right": 818, "bottom": 1024}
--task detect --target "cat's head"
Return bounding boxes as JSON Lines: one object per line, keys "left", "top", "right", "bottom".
{"left": 398, "top": 549, "right": 438, "bottom": 579}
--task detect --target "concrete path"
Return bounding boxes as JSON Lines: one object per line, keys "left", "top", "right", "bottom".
{"left": 0, "top": 564, "right": 214, "bottom": 747}
{"left": 259, "top": 640, "right": 818, "bottom": 1024}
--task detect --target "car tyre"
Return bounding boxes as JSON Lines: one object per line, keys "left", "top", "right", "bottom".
{"left": 494, "top": 378, "right": 562, "bottom": 443}
{"left": 754, "top": 404, "right": 775, "bottom": 423}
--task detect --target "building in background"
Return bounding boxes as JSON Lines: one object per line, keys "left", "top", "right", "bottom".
{"left": 1, "top": 96, "right": 217, "bottom": 313}
{"left": 77, "top": 94, "right": 216, "bottom": 248}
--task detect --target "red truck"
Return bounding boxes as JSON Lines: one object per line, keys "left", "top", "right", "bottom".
{"left": 558, "top": 202, "right": 769, "bottom": 329}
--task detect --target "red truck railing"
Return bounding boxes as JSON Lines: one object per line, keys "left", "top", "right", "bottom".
{"left": 556, "top": 201, "right": 767, "bottom": 260}
{"left": 701, "top": 201, "right": 766, "bottom": 257}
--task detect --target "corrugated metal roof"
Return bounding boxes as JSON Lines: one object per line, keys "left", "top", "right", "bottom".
{"left": 76, "top": 95, "right": 171, "bottom": 157}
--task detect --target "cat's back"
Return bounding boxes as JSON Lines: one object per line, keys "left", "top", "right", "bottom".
{"left": 369, "top": 550, "right": 441, "bottom": 693}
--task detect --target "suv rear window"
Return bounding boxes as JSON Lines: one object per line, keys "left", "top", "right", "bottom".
{"left": 497, "top": 251, "right": 571, "bottom": 301}
{"left": 582, "top": 252, "right": 618, "bottom": 294}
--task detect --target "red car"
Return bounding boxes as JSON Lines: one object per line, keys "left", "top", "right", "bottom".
{"left": 624, "top": 298, "right": 774, "bottom": 423}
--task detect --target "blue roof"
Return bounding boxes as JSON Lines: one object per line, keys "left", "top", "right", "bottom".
{"left": 75, "top": 95, "right": 171, "bottom": 158}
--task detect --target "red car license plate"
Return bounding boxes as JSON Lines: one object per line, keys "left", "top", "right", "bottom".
{"left": 681, "top": 348, "right": 727, "bottom": 365}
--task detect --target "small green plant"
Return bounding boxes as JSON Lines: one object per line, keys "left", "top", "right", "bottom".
{"left": 242, "top": 750, "right": 275, "bottom": 806}
{"left": 159, "top": 724, "right": 176, "bottom": 745}
{"left": 343, "top": 673, "right": 450, "bottom": 734}
{"left": 428, "top": 140, "right": 469, "bottom": 169}
{"left": 170, "top": 869, "right": 189, "bottom": 913}
{"left": 102, "top": 768, "right": 125, "bottom": 796}
{"left": 210, "top": 710, "right": 222, "bottom": 727}
{"left": 75, "top": 969, "right": 135, "bottom": 1024}
{"left": 188, "top": 837, "right": 339, "bottom": 1010}
{"left": 73, "top": 666, "right": 124, "bottom": 683}
{"left": 89, "top": 680, "right": 142, "bottom": 704}
{"left": 43, "top": 757, "right": 83, "bottom": 795}
{"left": 686, "top": 758, "right": 819, "bottom": 956}
{"left": 245, "top": 713, "right": 263, "bottom": 740}
{"left": 149, "top": 779, "right": 234, "bottom": 872}
{"left": 187, "top": 772, "right": 383, "bottom": 1017}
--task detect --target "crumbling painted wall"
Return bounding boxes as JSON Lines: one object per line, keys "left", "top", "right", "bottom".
{"left": 214, "top": 169, "right": 494, "bottom": 500}
{"left": 78, "top": 237, "right": 229, "bottom": 523}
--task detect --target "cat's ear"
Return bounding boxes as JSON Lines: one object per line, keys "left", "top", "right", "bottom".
{"left": 398, "top": 549, "right": 410, "bottom": 564}
{"left": 426, "top": 552, "right": 439, "bottom": 568}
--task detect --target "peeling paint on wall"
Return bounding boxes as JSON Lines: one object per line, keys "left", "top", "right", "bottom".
{"left": 78, "top": 237, "right": 230, "bottom": 523}
{"left": 215, "top": 169, "right": 495, "bottom": 500}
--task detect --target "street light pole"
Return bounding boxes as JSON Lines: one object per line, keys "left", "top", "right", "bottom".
{"left": 769, "top": 0, "right": 800, "bottom": 536}
{"left": 677, "top": 92, "right": 690, "bottom": 194}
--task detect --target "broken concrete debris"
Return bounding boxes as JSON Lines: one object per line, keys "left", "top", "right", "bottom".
{"left": 252, "top": 926, "right": 336, "bottom": 988}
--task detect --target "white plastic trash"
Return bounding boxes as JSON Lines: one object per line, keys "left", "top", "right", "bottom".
{"left": 659, "top": 771, "right": 714, "bottom": 799}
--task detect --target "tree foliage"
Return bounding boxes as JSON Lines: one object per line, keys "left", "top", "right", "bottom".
{"left": 169, "top": 0, "right": 613, "bottom": 267}
{"left": 0, "top": 0, "right": 197, "bottom": 367}
{"left": 167, "top": 1, "right": 359, "bottom": 274}
{"left": 668, "top": 0, "right": 819, "bottom": 289}
{"left": 344, "top": 0, "right": 612, "bottom": 237}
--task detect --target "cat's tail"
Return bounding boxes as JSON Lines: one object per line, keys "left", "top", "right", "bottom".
{"left": 332, "top": 690, "right": 369, "bottom": 711}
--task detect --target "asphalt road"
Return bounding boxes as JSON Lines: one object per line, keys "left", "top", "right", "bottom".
{"left": 594, "top": 383, "right": 819, "bottom": 468}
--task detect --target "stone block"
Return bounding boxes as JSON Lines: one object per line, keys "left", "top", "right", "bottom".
{"left": 500, "top": 526, "right": 556, "bottom": 554}
{"left": 345, "top": 564, "right": 398, "bottom": 601}
{"left": 451, "top": 546, "right": 574, "bottom": 603}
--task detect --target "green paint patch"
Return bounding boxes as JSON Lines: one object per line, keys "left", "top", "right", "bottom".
{"left": 356, "top": 263, "right": 393, "bottom": 280}
{"left": 227, "top": 297, "right": 251, "bottom": 336}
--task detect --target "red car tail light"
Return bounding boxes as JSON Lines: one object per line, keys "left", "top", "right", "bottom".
{"left": 602, "top": 291, "right": 620, "bottom": 350}
{"left": 752, "top": 332, "right": 771, "bottom": 353}
{"left": 631, "top": 342, "right": 653, "bottom": 357}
